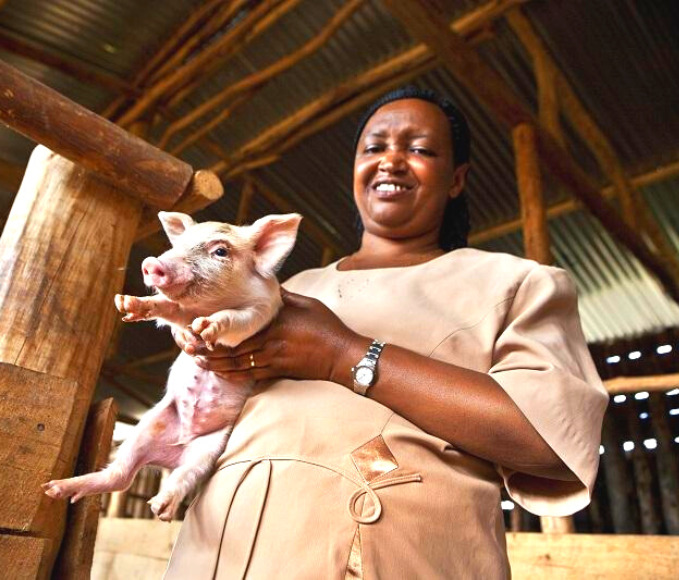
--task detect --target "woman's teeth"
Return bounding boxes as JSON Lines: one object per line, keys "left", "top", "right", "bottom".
{"left": 375, "top": 183, "right": 408, "bottom": 192}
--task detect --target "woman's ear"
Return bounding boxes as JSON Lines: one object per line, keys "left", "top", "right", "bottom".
{"left": 448, "top": 163, "right": 470, "bottom": 199}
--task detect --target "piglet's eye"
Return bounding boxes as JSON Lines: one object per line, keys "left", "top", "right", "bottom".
{"left": 213, "top": 247, "right": 229, "bottom": 258}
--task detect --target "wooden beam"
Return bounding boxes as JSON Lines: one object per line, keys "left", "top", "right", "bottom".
{"left": 116, "top": 0, "right": 295, "bottom": 128}
{"left": 145, "top": 0, "right": 245, "bottom": 86}
{"left": 163, "top": 0, "right": 303, "bottom": 111}
{"left": 0, "top": 31, "right": 136, "bottom": 96}
{"left": 471, "top": 157, "right": 679, "bottom": 245}
{"left": 0, "top": 60, "right": 192, "bottom": 208}
{"left": 159, "top": 0, "right": 365, "bottom": 153}
{"left": 134, "top": 169, "right": 224, "bottom": 241}
{"left": 604, "top": 373, "right": 679, "bottom": 395}
{"left": 507, "top": 8, "right": 679, "bottom": 294}
{"left": 209, "top": 0, "right": 525, "bottom": 177}
{"left": 381, "top": 0, "right": 679, "bottom": 303}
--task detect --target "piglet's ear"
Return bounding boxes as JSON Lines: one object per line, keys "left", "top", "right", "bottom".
{"left": 250, "top": 213, "right": 302, "bottom": 277}
{"left": 158, "top": 212, "right": 196, "bottom": 245}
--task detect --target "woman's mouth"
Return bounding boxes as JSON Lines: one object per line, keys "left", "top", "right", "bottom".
{"left": 371, "top": 182, "right": 414, "bottom": 199}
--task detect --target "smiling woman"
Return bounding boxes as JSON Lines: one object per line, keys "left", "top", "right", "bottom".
{"left": 165, "top": 87, "right": 608, "bottom": 579}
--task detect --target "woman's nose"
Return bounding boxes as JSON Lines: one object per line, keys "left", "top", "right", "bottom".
{"left": 378, "top": 149, "right": 407, "bottom": 172}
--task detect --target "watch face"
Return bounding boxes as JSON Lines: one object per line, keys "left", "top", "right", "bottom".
{"left": 355, "top": 366, "right": 374, "bottom": 387}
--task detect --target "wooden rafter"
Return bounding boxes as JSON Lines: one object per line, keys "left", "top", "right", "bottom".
{"left": 506, "top": 8, "right": 679, "bottom": 291}
{"left": 470, "top": 157, "right": 679, "bottom": 245}
{"left": 158, "top": 0, "right": 365, "bottom": 153}
{"left": 164, "top": 0, "right": 303, "bottom": 110}
{"left": 207, "top": 0, "right": 524, "bottom": 178}
{"left": 116, "top": 0, "right": 299, "bottom": 128}
{"left": 0, "top": 31, "right": 136, "bottom": 96}
{"left": 380, "top": 0, "right": 679, "bottom": 303}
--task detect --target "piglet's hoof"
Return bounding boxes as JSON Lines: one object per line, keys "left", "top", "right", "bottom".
{"left": 42, "top": 479, "right": 85, "bottom": 503}
{"left": 148, "top": 491, "right": 181, "bottom": 522}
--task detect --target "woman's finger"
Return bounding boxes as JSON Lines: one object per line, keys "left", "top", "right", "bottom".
{"left": 196, "top": 349, "right": 269, "bottom": 373}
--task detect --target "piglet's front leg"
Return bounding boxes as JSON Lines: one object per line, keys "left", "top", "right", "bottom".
{"left": 191, "top": 305, "right": 276, "bottom": 350}
{"left": 115, "top": 294, "right": 183, "bottom": 324}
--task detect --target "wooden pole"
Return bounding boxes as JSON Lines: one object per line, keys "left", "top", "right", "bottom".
{"left": 600, "top": 413, "right": 638, "bottom": 533}
{"left": 511, "top": 121, "right": 568, "bottom": 532}
{"left": 380, "top": 0, "right": 679, "bottom": 304}
{"left": 512, "top": 123, "right": 553, "bottom": 265}
{"left": 648, "top": 394, "right": 679, "bottom": 534}
{"left": 625, "top": 404, "right": 662, "bottom": 534}
{"left": 0, "top": 61, "right": 192, "bottom": 208}
{"left": 0, "top": 146, "right": 143, "bottom": 576}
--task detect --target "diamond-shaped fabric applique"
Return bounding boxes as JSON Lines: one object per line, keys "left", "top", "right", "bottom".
{"left": 350, "top": 434, "right": 398, "bottom": 482}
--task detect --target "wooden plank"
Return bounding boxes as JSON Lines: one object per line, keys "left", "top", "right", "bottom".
{"left": 604, "top": 373, "right": 679, "bottom": 394}
{"left": 0, "top": 364, "right": 78, "bottom": 531}
{"left": 506, "top": 533, "right": 679, "bottom": 579}
{"left": 0, "top": 61, "right": 192, "bottom": 208}
{"left": 0, "top": 535, "right": 52, "bottom": 580}
{"left": 53, "top": 398, "right": 118, "bottom": 579}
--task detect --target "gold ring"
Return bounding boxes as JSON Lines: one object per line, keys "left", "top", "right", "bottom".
{"left": 249, "top": 353, "right": 256, "bottom": 368}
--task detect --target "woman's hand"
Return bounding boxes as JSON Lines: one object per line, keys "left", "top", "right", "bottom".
{"left": 178, "top": 289, "right": 363, "bottom": 384}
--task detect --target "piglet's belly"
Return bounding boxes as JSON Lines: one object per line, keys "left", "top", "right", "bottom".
{"left": 168, "top": 353, "right": 253, "bottom": 437}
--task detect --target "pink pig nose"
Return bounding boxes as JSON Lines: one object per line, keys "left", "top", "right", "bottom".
{"left": 142, "top": 257, "right": 168, "bottom": 286}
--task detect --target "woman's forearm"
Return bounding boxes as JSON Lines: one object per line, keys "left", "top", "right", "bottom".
{"left": 330, "top": 331, "right": 576, "bottom": 481}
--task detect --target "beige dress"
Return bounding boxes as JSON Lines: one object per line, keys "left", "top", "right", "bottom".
{"left": 164, "top": 248, "right": 609, "bottom": 579}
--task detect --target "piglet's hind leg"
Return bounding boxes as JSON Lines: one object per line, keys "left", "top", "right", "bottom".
{"left": 149, "top": 426, "right": 232, "bottom": 521}
{"left": 43, "top": 400, "right": 179, "bottom": 503}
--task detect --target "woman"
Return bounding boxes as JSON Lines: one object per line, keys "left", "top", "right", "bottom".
{"left": 164, "top": 87, "right": 608, "bottom": 579}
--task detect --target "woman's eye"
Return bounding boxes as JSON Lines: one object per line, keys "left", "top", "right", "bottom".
{"left": 411, "top": 147, "right": 433, "bottom": 156}
{"left": 364, "top": 144, "right": 383, "bottom": 154}
{"left": 213, "top": 247, "right": 228, "bottom": 258}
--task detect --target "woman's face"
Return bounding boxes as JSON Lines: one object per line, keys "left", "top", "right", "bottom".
{"left": 353, "top": 98, "right": 468, "bottom": 242}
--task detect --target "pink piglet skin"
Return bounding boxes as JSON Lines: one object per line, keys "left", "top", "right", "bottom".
{"left": 42, "top": 211, "right": 302, "bottom": 521}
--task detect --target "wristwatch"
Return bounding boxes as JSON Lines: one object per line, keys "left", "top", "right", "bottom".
{"left": 352, "top": 339, "right": 386, "bottom": 396}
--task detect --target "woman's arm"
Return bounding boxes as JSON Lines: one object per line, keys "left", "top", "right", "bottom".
{"left": 186, "top": 289, "right": 576, "bottom": 482}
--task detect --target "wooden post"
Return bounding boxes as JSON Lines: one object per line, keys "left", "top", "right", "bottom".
{"left": 513, "top": 122, "right": 553, "bottom": 265}
{"left": 649, "top": 394, "right": 679, "bottom": 534}
{"left": 512, "top": 122, "right": 568, "bottom": 531}
{"left": 625, "top": 404, "right": 662, "bottom": 534}
{"left": 0, "top": 146, "right": 143, "bottom": 576}
{"left": 601, "top": 413, "right": 639, "bottom": 533}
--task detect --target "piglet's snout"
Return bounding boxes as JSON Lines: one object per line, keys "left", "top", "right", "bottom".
{"left": 142, "top": 257, "right": 170, "bottom": 288}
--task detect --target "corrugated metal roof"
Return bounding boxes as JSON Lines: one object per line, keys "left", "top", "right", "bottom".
{"left": 0, "top": 0, "right": 678, "bottom": 372}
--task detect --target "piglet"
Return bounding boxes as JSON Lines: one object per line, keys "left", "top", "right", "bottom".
{"left": 42, "top": 211, "right": 302, "bottom": 521}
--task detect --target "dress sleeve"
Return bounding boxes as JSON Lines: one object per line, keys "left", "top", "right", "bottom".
{"left": 488, "top": 264, "right": 609, "bottom": 516}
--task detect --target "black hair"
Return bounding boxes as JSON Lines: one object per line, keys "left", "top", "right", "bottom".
{"left": 353, "top": 85, "right": 471, "bottom": 251}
